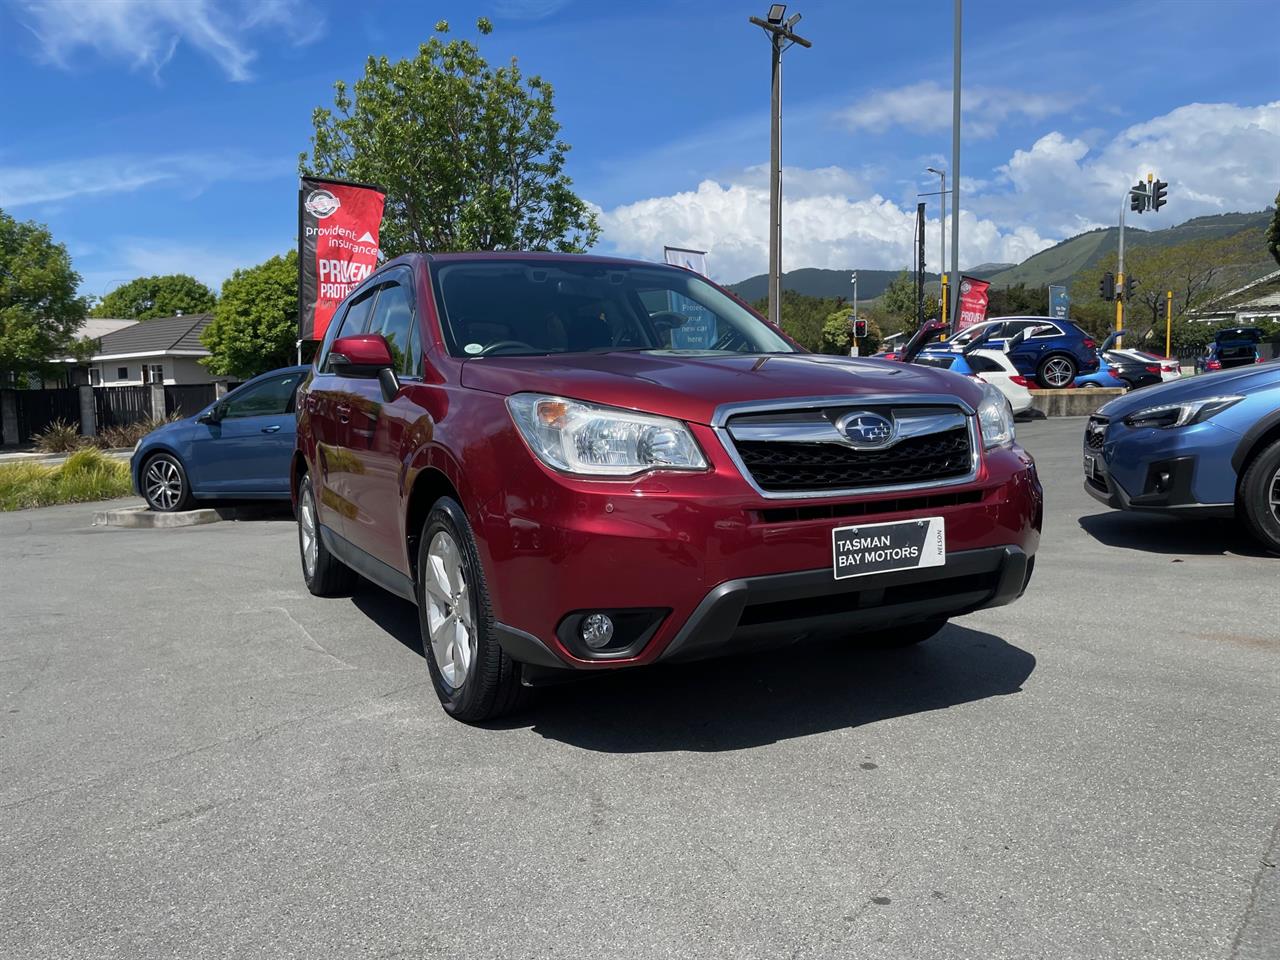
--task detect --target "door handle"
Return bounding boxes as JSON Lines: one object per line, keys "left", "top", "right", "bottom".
{"left": 261, "top": 425, "right": 282, "bottom": 434}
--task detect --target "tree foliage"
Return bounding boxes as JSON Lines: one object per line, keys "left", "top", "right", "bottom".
{"left": 90, "top": 274, "right": 215, "bottom": 321}
{"left": 301, "top": 18, "right": 598, "bottom": 257}
{"left": 1266, "top": 192, "right": 1280, "bottom": 267}
{"left": 750, "top": 290, "right": 845, "bottom": 351}
{"left": 0, "top": 209, "right": 87, "bottom": 380}
{"left": 820, "top": 306, "right": 882, "bottom": 355}
{"left": 201, "top": 251, "right": 298, "bottom": 379}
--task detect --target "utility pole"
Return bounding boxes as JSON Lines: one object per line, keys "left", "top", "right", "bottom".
{"left": 915, "top": 203, "right": 927, "bottom": 326}
{"left": 850, "top": 271, "right": 859, "bottom": 356}
{"left": 1166, "top": 289, "right": 1173, "bottom": 358}
{"left": 948, "top": 0, "right": 961, "bottom": 331}
{"left": 927, "top": 167, "right": 947, "bottom": 319}
{"left": 749, "top": 5, "right": 812, "bottom": 327}
{"left": 1117, "top": 172, "right": 1167, "bottom": 347}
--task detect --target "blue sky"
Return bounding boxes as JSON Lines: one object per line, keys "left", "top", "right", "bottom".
{"left": 1, "top": 0, "right": 1277, "bottom": 297}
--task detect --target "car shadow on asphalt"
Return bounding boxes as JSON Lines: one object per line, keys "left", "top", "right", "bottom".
{"left": 1078, "top": 512, "right": 1272, "bottom": 558}
{"left": 347, "top": 583, "right": 1035, "bottom": 752}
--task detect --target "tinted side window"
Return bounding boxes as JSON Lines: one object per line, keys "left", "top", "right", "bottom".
{"left": 967, "top": 355, "right": 1004, "bottom": 373}
{"left": 369, "top": 282, "right": 417, "bottom": 375}
{"left": 319, "top": 289, "right": 378, "bottom": 373}
{"left": 222, "top": 373, "right": 301, "bottom": 419}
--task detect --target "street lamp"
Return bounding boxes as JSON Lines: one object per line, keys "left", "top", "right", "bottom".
{"left": 749, "top": 5, "right": 812, "bottom": 327}
{"left": 926, "top": 166, "right": 947, "bottom": 318}
{"left": 850, "top": 271, "right": 858, "bottom": 357}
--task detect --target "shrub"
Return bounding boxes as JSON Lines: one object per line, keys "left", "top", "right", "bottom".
{"left": 89, "top": 413, "right": 182, "bottom": 450}
{"left": 34, "top": 418, "right": 86, "bottom": 453}
{"left": 0, "top": 447, "right": 132, "bottom": 511}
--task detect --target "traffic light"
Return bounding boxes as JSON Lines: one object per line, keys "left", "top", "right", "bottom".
{"left": 1124, "top": 275, "right": 1139, "bottom": 300}
{"left": 1151, "top": 179, "right": 1168, "bottom": 211}
{"left": 1099, "top": 271, "right": 1116, "bottom": 302}
{"left": 853, "top": 317, "right": 868, "bottom": 339}
{"left": 1129, "top": 182, "right": 1147, "bottom": 213}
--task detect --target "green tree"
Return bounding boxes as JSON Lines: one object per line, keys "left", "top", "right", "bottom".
{"left": 1267, "top": 192, "right": 1280, "bottom": 267}
{"left": 301, "top": 18, "right": 598, "bottom": 257}
{"left": 0, "top": 209, "right": 87, "bottom": 382}
{"left": 878, "top": 271, "right": 917, "bottom": 325}
{"left": 201, "top": 251, "right": 298, "bottom": 379}
{"left": 820, "top": 306, "right": 882, "bottom": 355}
{"left": 90, "top": 274, "right": 215, "bottom": 321}
{"left": 751, "top": 290, "right": 842, "bottom": 351}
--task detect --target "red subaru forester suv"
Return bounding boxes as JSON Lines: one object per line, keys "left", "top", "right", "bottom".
{"left": 294, "top": 253, "right": 1042, "bottom": 722}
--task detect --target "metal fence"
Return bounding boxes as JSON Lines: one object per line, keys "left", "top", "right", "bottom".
{"left": 1, "top": 387, "right": 81, "bottom": 444}
{"left": 94, "top": 385, "right": 152, "bottom": 430}
{"left": 164, "top": 383, "right": 218, "bottom": 417}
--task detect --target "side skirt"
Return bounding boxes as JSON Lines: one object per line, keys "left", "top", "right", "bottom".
{"left": 319, "top": 524, "right": 416, "bottom": 603}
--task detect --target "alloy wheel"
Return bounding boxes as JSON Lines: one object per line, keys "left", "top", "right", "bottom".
{"left": 1270, "top": 466, "right": 1280, "bottom": 526}
{"left": 144, "top": 457, "right": 183, "bottom": 511}
{"left": 423, "top": 530, "right": 475, "bottom": 690}
{"left": 299, "top": 486, "right": 318, "bottom": 578}
{"left": 1044, "top": 357, "right": 1074, "bottom": 387}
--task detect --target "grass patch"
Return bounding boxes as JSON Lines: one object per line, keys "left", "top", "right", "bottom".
{"left": 0, "top": 448, "right": 133, "bottom": 511}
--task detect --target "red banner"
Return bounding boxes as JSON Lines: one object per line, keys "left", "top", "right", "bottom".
{"left": 298, "top": 176, "right": 387, "bottom": 342}
{"left": 954, "top": 276, "right": 991, "bottom": 333}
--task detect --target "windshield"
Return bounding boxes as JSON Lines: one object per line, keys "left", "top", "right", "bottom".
{"left": 429, "top": 259, "right": 796, "bottom": 358}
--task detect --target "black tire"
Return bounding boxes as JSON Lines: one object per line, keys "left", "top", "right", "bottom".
{"left": 1036, "top": 354, "right": 1078, "bottom": 389}
{"left": 1238, "top": 439, "right": 1280, "bottom": 554}
{"left": 140, "top": 452, "right": 194, "bottom": 512}
{"left": 297, "top": 471, "right": 356, "bottom": 597}
{"left": 417, "top": 496, "right": 527, "bottom": 723}
{"left": 864, "top": 619, "right": 948, "bottom": 648}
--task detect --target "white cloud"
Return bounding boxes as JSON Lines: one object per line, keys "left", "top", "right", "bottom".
{"left": 596, "top": 169, "right": 1053, "bottom": 284}
{"left": 12, "top": 0, "right": 321, "bottom": 81}
{"left": 839, "top": 81, "right": 1082, "bottom": 139}
{"left": 80, "top": 238, "right": 285, "bottom": 297}
{"left": 988, "top": 100, "right": 1280, "bottom": 235}
{"left": 0, "top": 152, "right": 284, "bottom": 208}
{"left": 492, "top": 0, "right": 575, "bottom": 19}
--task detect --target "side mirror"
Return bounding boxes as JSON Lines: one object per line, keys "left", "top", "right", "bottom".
{"left": 330, "top": 334, "right": 399, "bottom": 401}
{"left": 196, "top": 403, "right": 224, "bottom": 424}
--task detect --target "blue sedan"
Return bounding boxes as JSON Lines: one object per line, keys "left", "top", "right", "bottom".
{"left": 1083, "top": 360, "right": 1280, "bottom": 552}
{"left": 918, "top": 316, "right": 1100, "bottom": 388}
{"left": 131, "top": 366, "right": 307, "bottom": 512}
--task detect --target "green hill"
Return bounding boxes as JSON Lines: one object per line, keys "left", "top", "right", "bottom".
{"left": 984, "top": 210, "right": 1273, "bottom": 289}
{"left": 727, "top": 262, "right": 1009, "bottom": 302}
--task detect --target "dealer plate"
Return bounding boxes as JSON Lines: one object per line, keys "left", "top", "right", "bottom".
{"left": 832, "top": 516, "right": 946, "bottom": 581}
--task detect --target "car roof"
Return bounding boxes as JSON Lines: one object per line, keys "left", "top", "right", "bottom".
{"left": 382, "top": 250, "right": 681, "bottom": 272}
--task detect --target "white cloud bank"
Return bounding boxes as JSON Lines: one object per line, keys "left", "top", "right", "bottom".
{"left": 12, "top": 0, "right": 320, "bottom": 81}
{"left": 838, "top": 81, "right": 1081, "bottom": 139}
{"left": 598, "top": 100, "right": 1280, "bottom": 284}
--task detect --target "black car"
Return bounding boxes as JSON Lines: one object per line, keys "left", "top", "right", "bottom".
{"left": 1196, "top": 327, "right": 1265, "bottom": 373}
{"left": 1102, "top": 350, "right": 1163, "bottom": 390}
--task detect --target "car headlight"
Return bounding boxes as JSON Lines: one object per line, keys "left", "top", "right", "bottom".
{"left": 1122, "top": 395, "right": 1243, "bottom": 429}
{"left": 506, "top": 394, "right": 707, "bottom": 477}
{"left": 977, "top": 382, "right": 1015, "bottom": 449}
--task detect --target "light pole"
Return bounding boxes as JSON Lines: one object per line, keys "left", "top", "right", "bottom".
{"left": 850, "top": 271, "right": 858, "bottom": 356}
{"left": 749, "top": 4, "right": 811, "bottom": 327}
{"left": 948, "top": 0, "right": 961, "bottom": 331}
{"left": 926, "top": 166, "right": 947, "bottom": 318}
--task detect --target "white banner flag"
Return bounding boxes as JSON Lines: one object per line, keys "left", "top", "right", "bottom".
{"left": 663, "top": 246, "right": 708, "bottom": 276}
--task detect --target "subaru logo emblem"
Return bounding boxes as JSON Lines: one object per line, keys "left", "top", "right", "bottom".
{"left": 836, "top": 411, "right": 896, "bottom": 449}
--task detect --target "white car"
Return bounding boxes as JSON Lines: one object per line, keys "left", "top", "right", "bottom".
{"left": 1111, "top": 348, "right": 1182, "bottom": 382}
{"left": 912, "top": 347, "right": 1034, "bottom": 415}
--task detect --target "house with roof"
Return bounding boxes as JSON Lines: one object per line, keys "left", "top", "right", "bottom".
{"left": 1191, "top": 269, "right": 1280, "bottom": 326}
{"left": 84, "top": 313, "right": 215, "bottom": 386}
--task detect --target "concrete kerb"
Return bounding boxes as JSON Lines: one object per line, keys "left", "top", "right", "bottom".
{"left": 94, "top": 503, "right": 290, "bottom": 528}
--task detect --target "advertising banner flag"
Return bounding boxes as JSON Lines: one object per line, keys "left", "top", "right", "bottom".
{"left": 298, "top": 176, "right": 387, "bottom": 342}
{"left": 1049, "top": 284, "right": 1070, "bottom": 319}
{"left": 661, "top": 246, "right": 713, "bottom": 349}
{"left": 954, "top": 276, "right": 991, "bottom": 333}
{"left": 663, "top": 246, "right": 708, "bottom": 275}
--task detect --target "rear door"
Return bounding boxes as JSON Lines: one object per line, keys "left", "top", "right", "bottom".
{"left": 188, "top": 371, "right": 302, "bottom": 495}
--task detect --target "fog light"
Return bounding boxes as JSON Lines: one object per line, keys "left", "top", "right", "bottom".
{"left": 581, "top": 613, "right": 615, "bottom": 650}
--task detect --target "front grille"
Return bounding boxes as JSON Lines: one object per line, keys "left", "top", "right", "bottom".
{"left": 754, "top": 488, "right": 986, "bottom": 525}
{"left": 1085, "top": 415, "right": 1108, "bottom": 450}
{"left": 732, "top": 425, "right": 972, "bottom": 493}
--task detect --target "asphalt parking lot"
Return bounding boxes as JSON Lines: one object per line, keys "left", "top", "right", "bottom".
{"left": 2, "top": 417, "right": 1278, "bottom": 960}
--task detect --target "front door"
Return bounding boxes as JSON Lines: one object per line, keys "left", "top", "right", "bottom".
{"left": 188, "top": 371, "right": 302, "bottom": 495}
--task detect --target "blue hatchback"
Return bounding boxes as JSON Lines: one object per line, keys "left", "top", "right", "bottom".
{"left": 131, "top": 365, "right": 307, "bottom": 512}
{"left": 1083, "top": 360, "right": 1280, "bottom": 552}
{"left": 918, "top": 316, "right": 1099, "bottom": 388}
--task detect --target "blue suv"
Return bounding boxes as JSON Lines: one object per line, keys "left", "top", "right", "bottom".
{"left": 1083, "top": 360, "right": 1280, "bottom": 552}
{"left": 918, "top": 316, "right": 1099, "bottom": 388}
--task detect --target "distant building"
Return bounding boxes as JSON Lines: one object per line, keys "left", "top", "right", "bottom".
{"left": 1191, "top": 269, "right": 1280, "bottom": 326}
{"left": 79, "top": 313, "right": 215, "bottom": 386}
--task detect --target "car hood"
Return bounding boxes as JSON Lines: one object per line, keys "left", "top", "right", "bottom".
{"left": 1099, "top": 360, "right": 1279, "bottom": 418}
{"left": 459, "top": 351, "right": 985, "bottom": 425}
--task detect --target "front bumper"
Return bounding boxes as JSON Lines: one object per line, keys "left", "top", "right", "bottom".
{"left": 479, "top": 426, "right": 1042, "bottom": 672}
